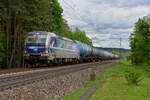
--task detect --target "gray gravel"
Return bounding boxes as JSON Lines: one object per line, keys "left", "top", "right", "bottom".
{"left": 0, "top": 60, "right": 119, "bottom": 100}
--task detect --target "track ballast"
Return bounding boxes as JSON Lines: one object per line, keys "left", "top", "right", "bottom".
{"left": 0, "top": 60, "right": 116, "bottom": 91}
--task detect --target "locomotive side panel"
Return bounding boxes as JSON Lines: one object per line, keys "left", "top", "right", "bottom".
{"left": 49, "top": 36, "right": 79, "bottom": 59}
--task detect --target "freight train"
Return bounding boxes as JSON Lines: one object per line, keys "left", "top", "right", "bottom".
{"left": 24, "top": 31, "right": 119, "bottom": 66}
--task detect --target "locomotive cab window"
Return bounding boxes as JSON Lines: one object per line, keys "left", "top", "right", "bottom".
{"left": 26, "top": 33, "right": 47, "bottom": 44}
{"left": 28, "top": 38, "right": 34, "bottom": 42}
{"left": 39, "top": 38, "right": 46, "bottom": 43}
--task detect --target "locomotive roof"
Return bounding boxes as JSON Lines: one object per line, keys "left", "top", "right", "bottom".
{"left": 28, "top": 31, "right": 75, "bottom": 43}
{"left": 57, "top": 36, "right": 74, "bottom": 42}
{"left": 28, "top": 31, "right": 48, "bottom": 35}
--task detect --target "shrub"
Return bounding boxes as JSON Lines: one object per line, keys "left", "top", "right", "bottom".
{"left": 124, "top": 68, "right": 144, "bottom": 85}
{"left": 126, "top": 53, "right": 132, "bottom": 61}
{"left": 144, "top": 67, "right": 150, "bottom": 77}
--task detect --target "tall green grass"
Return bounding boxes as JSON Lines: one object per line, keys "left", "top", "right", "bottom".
{"left": 90, "top": 59, "right": 150, "bottom": 100}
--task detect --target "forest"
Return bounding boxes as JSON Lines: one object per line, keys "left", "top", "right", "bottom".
{"left": 0, "top": 0, "right": 92, "bottom": 69}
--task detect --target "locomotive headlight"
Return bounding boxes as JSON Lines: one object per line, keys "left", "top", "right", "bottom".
{"left": 45, "top": 50, "right": 48, "bottom": 53}
{"left": 24, "top": 50, "right": 27, "bottom": 54}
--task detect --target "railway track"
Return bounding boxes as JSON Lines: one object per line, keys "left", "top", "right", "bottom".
{"left": 0, "top": 60, "right": 116, "bottom": 91}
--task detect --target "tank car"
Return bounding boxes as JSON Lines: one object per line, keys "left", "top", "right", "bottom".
{"left": 75, "top": 40, "right": 92, "bottom": 62}
{"left": 92, "top": 47, "right": 116, "bottom": 60}
{"left": 101, "top": 50, "right": 113, "bottom": 59}
{"left": 75, "top": 40, "right": 92, "bottom": 57}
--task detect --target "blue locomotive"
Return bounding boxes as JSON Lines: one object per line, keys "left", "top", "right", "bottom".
{"left": 24, "top": 31, "right": 118, "bottom": 65}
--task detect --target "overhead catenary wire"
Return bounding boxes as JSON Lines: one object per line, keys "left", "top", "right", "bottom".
{"left": 60, "top": 0, "right": 130, "bottom": 49}
{"left": 61, "top": 0, "right": 84, "bottom": 21}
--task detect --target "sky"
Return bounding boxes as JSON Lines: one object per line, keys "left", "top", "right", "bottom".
{"left": 58, "top": 0, "right": 150, "bottom": 49}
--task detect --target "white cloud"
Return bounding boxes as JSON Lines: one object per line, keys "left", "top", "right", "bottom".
{"left": 58, "top": 0, "right": 150, "bottom": 49}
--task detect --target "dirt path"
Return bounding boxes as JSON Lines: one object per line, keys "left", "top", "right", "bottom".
{"left": 78, "top": 80, "right": 103, "bottom": 100}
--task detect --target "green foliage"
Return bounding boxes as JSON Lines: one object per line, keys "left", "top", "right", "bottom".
{"left": 130, "top": 15, "right": 150, "bottom": 65}
{"left": 72, "top": 28, "right": 93, "bottom": 46}
{"left": 124, "top": 67, "right": 144, "bottom": 85}
{"left": 143, "top": 66, "right": 150, "bottom": 77}
{"left": 112, "top": 51, "right": 122, "bottom": 57}
{"left": 0, "top": 0, "right": 92, "bottom": 68}
{"left": 51, "top": 0, "right": 63, "bottom": 32}
{"left": 126, "top": 53, "right": 132, "bottom": 61}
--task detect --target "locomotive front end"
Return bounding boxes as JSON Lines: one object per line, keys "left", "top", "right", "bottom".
{"left": 24, "top": 31, "right": 50, "bottom": 64}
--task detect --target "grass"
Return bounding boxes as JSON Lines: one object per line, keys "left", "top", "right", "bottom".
{"left": 62, "top": 78, "right": 99, "bottom": 100}
{"left": 90, "top": 59, "right": 150, "bottom": 100}
{"left": 90, "top": 77, "right": 150, "bottom": 100}
{"left": 63, "top": 59, "right": 150, "bottom": 100}
{"left": 62, "top": 60, "right": 125, "bottom": 100}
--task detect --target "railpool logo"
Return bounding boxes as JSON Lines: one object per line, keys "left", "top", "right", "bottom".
{"left": 29, "top": 46, "right": 44, "bottom": 51}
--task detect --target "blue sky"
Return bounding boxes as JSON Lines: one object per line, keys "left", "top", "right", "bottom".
{"left": 58, "top": 0, "right": 150, "bottom": 49}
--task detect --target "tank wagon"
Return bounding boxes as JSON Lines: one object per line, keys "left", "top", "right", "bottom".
{"left": 92, "top": 47, "right": 117, "bottom": 60}
{"left": 24, "top": 31, "right": 119, "bottom": 66}
{"left": 75, "top": 40, "right": 93, "bottom": 62}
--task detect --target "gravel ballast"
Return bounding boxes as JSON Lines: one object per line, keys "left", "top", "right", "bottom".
{"left": 0, "top": 60, "right": 119, "bottom": 100}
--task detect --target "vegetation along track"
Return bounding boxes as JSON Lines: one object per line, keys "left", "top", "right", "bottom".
{"left": 0, "top": 60, "right": 118, "bottom": 91}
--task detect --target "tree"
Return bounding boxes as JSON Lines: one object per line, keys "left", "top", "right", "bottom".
{"left": 0, "top": 34, "right": 6, "bottom": 69}
{"left": 72, "top": 28, "right": 93, "bottom": 46}
{"left": 0, "top": 0, "right": 92, "bottom": 68}
{"left": 130, "top": 15, "right": 150, "bottom": 65}
{"left": 0, "top": 0, "right": 69, "bottom": 68}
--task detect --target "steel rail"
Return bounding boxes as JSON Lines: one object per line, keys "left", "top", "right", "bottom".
{"left": 0, "top": 60, "right": 116, "bottom": 91}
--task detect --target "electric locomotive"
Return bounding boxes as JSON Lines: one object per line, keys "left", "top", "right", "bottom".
{"left": 24, "top": 31, "right": 79, "bottom": 65}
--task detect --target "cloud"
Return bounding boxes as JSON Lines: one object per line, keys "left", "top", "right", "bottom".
{"left": 58, "top": 0, "right": 150, "bottom": 49}
{"left": 89, "top": 0, "right": 150, "bottom": 8}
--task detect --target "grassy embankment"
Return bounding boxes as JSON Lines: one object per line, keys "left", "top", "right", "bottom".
{"left": 90, "top": 59, "right": 150, "bottom": 100}
{"left": 62, "top": 60, "right": 120, "bottom": 100}
{"left": 63, "top": 59, "right": 150, "bottom": 100}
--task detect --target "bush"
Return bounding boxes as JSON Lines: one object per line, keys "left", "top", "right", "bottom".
{"left": 144, "top": 66, "right": 150, "bottom": 77}
{"left": 126, "top": 53, "right": 132, "bottom": 61}
{"left": 124, "top": 68, "right": 144, "bottom": 85}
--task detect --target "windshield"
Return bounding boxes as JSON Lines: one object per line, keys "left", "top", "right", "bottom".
{"left": 26, "top": 34, "right": 47, "bottom": 44}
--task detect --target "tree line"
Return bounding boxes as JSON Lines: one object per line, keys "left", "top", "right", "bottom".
{"left": 130, "top": 15, "right": 150, "bottom": 65}
{"left": 0, "top": 0, "right": 92, "bottom": 69}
